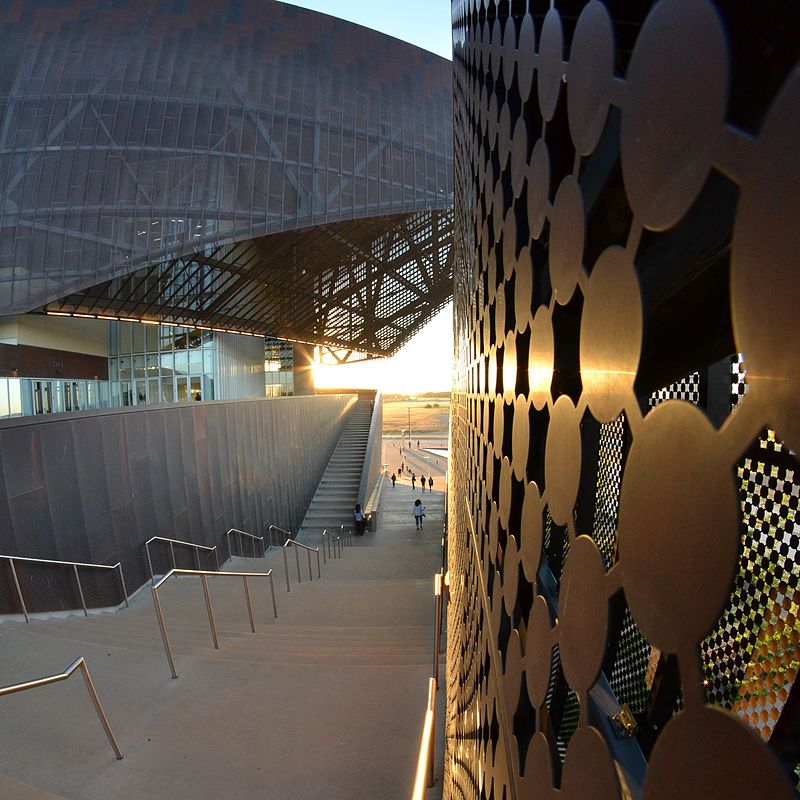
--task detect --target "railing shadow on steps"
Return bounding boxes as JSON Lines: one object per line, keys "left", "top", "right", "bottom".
{"left": 150, "top": 567, "right": 278, "bottom": 679}
{"left": 0, "top": 656, "right": 124, "bottom": 760}
{"left": 0, "top": 554, "right": 129, "bottom": 622}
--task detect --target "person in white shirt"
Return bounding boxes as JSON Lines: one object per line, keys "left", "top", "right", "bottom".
{"left": 413, "top": 499, "right": 426, "bottom": 530}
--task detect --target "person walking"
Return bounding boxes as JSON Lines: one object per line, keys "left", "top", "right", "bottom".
{"left": 413, "top": 499, "right": 426, "bottom": 530}
{"left": 353, "top": 503, "right": 365, "bottom": 535}
{"left": 420, "top": 473, "right": 426, "bottom": 492}
{"left": 411, "top": 473, "right": 416, "bottom": 490}
{"left": 428, "top": 476, "right": 433, "bottom": 491}
{"left": 391, "top": 473, "right": 396, "bottom": 487}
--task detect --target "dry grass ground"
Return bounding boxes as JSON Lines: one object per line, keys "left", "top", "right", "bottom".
{"left": 383, "top": 400, "right": 450, "bottom": 437}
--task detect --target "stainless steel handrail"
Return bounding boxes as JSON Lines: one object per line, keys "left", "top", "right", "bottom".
{"left": 0, "top": 657, "right": 123, "bottom": 759}
{"left": 339, "top": 524, "right": 354, "bottom": 547}
{"left": 412, "top": 677, "right": 437, "bottom": 797}
{"left": 226, "top": 528, "right": 266, "bottom": 560}
{"left": 267, "top": 524, "right": 291, "bottom": 549}
{"left": 433, "top": 571, "right": 444, "bottom": 688}
{"left": 145, "top": 536, "right": 219, "bottom": 586}
{"left": 0, "top": 554, "right": 129, "bottom": 623}
{"left": 151, "top": 568, "right": 278, "bottom": 679}
{"left": 280, "top": 538, "right": 321, "bottom": 592}
{"left": 321, "top": 529, "right": 343, "bottom": 562}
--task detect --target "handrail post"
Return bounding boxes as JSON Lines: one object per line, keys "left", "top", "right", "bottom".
{"left": 295, "top": 543, "right": 301, "bottom": 584}
{"left": 78, "top": 659, "right": 125, "bottom": 760}
{"left": 169, "top": 541, "right": 176, "bottom": 570}
{"left": 227, "top": 531, "right": 232, "bottom": 561}
{"left": 250, "top": 536, "right": 256, "bottom": 559}
{"left": 213, "top": 547, "right": 219, "bottom": 571}
{"left": 146, "top": 542, "right": 156, "bottom": 587}
{"left": 194, "top": 547, "right": 200, "bottom": 571}
{"left": 321, "top": 531, "right": 327, "bottom": 564}
{"left": 427, "top": 680, "right": 436, "bottom": 788}
{"left": 242, "top": 576, "right": 255, "bottom": 633}
{"left": 433, "top": 574, "right": 442, "bottom": 688}
{"left": 261, "top": 536, "right": 266, "bottom": 558}
{"left": 117, "top": 563, "right": 130, "bottom": 608}
{"left": 8, "top": 559, "right": 30, "bottom": 624}
{"left": 282, "top": 546, "right": 290, "bottom": 592}
{"left": 73, "top": 564, "right": 88, "bottom": 617}
{"left": 201, "top": 575, "right": 219, "bottom": 649}
{"left": 152, "top": 588, "right": 178, "bottom": 679}
{"left": 269, "top": 572, "right": 278, "bottom": 618}
{"left": 306, "top": 548, "right": 313, "bottom": 581}
{"left": 316, "top": 548, "right": 321, "bottom": 579}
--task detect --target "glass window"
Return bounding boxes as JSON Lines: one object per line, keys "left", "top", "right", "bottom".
{"left": 176, "top": 377, "right": 189, "bottom": 403}
{"left": 133, "top": 322, "right": 146, "bottom": 353}
{"left": 159, "top": 326, "right": 174, "bottom": 352}
{"left": 147, "top": 378, "right": 159, "bottom": 403}
{"left": 161, "top": 378, "right": 174, "bottom": 403}
{"left": 135, "top": 380, "right": 147, "bottom": 405}
{"left": 10, "top": 379, "right": 24, "bottom": 416}
{"left": 189, "top": 349, "right": 202, "bottom": 376}
{"left": 190, "top": 377, "right": 201, "bottom": 401}
{"left": 119, "top": 357, "right": 131, "bottom": 380}
{"left": 52, "top": 382, "right": 64, "bottom": 413}
{"left": 146, "top": 353, "right": 159, "bottom": 378}
{"left": 202, "top": 375, "right": 214, "bottom": 401}
{"left": 119, "top": 322, "right": 133, "bottom": 354}
{"left": 174, "top": 351, "right": 189, "bottom": 376}
{"left": 160, "top": 351, "right": 174, "bottom": 377}
{"left": 145, "top": 323, "right": 159, "bottom": 352}
{"left": 0, "top": 379, "right": 8, "bottom": 417}
{"left": 120, "top": 381, "right": 133, "bottom": 406}
{"left": 133, "top": 354, "right": 147, "bottom": 380}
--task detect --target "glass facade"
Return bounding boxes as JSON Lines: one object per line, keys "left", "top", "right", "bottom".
{"left": 265, "top": 338, "right": 294, "bottom": 397}
{"left": 108, "top": 322, "right": 214, "bottom": 406}
{"left": 0, "top": 377, "right": 109, "bottom": 417}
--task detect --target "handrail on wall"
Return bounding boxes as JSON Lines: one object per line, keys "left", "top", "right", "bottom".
{"left": 151, "top": 567, "right": 278, "bottom": 679}
{"left": 412, "top": 677, "right": 437, "bottom": 798}
{"left": 226, "top": 528, "right": 265, "bottom": 561}
{"left": 144, "top": 536, "right": 219, "bottom": 586}
{"left": 0, "top": 657, "right": 124, "bottom": 760}
{"left": 0, "top": 554, "right": 129, "bottom": 623}
{"left": 433, "top": 571, "right": 444, "bottom": 687}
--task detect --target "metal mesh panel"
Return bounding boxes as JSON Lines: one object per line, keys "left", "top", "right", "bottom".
{"left": 447, "top": 0, "right": 799, "bottom": 797}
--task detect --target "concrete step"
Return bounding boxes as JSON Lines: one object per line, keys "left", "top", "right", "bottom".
{"left": 0, "top": 470, "right": 446, "bottom": 800}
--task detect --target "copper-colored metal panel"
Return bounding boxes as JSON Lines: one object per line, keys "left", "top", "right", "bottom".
{"left": 447, "top": 0, "right": 799, "bottom": 797}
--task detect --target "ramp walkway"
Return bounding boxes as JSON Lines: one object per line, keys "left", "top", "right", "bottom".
{"left": 0, "top": 476, "right": 445, "bottom": 799}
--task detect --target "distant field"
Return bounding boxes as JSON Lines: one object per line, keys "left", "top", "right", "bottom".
{"left": 383, "top": 400, "right": 450, "bottom": 436}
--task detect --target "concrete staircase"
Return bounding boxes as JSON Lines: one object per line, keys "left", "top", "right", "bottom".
{"left": 0, "top": 480, "right": 446, "bottom": 800}
{"left": 298, "top": 399, "right": 374, "bottom": 541}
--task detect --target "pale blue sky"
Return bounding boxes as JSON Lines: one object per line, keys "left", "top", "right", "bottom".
{"left": 280, "top": 1, "right": 454, "bottom": 392}
{"left": 278, "top": 1, "right": 453, "bottom": 60}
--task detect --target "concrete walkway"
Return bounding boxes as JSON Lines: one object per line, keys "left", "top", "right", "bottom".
{"left": 0, "top": 481, "right": 446, "bottom": 799}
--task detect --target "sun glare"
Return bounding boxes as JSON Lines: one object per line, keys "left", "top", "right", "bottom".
{"left": 312, "top": 304, "right": 454, "bottom": 394}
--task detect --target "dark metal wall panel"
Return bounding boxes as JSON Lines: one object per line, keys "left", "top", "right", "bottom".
{"left": 0, "top": 394, "right": 354, "bottom": 604}
{"left": 448, "top": 0, "right": 799, "bottom": 798}
{"left": 0, "top": 0, "right": 453, "bottom": 332}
